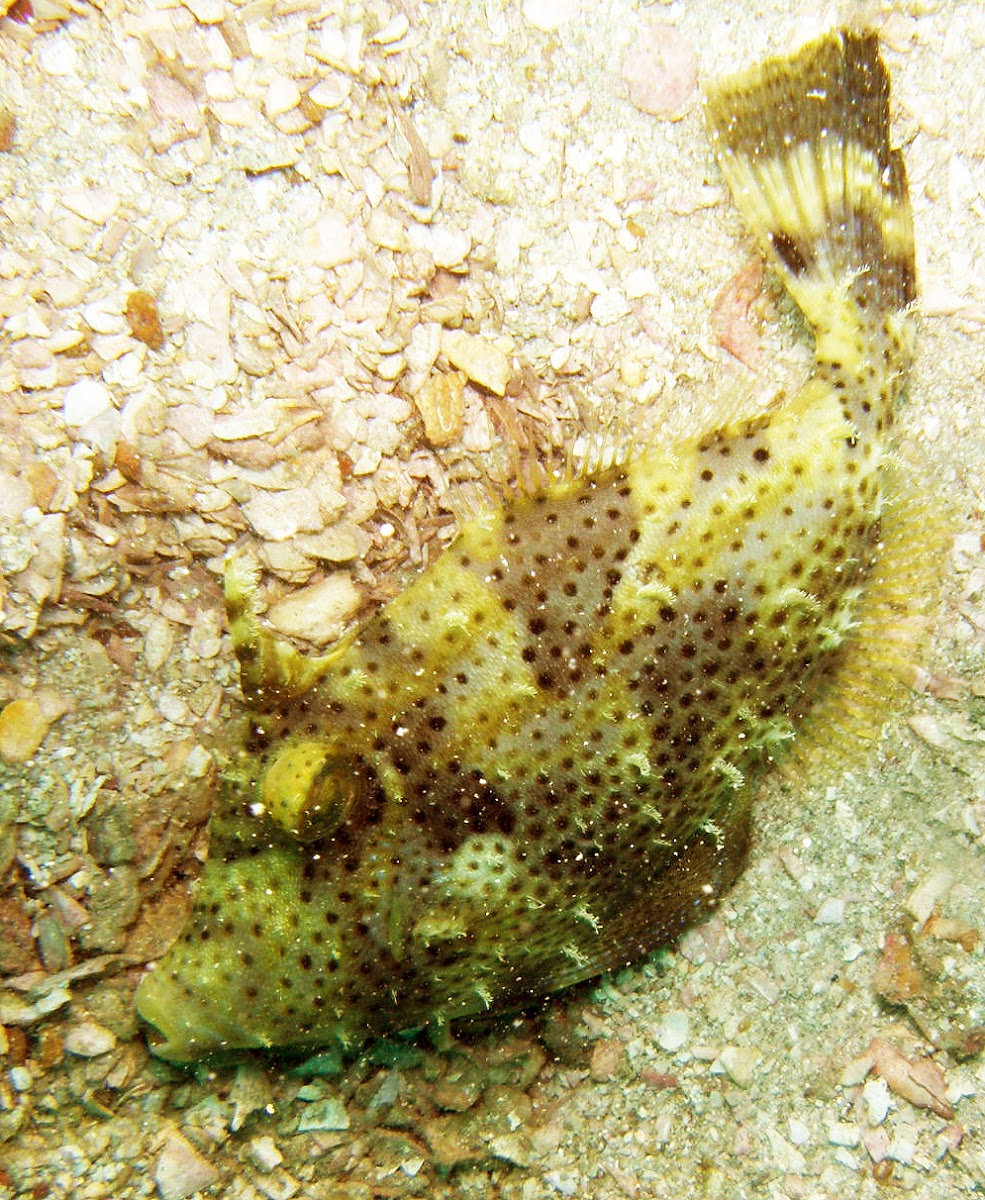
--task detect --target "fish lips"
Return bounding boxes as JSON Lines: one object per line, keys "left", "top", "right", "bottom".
{"left": 134, "top": 966, "right": 270, "bottom": 1063}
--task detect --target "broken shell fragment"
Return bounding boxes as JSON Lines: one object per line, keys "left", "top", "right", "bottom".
{"left": 414, "top": 369, "right": 467, "bottom": 447}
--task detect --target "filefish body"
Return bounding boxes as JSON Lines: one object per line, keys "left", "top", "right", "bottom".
{"left": 136, "top": 30, "right": 916, "bottom": 1061}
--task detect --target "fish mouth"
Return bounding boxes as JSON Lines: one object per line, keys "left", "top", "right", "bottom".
{"left": 134, "top": 967, "right": 269, "bottom": 1063}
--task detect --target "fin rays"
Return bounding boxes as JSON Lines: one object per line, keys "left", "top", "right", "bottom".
{"left": 704, "top": 30, "right": 916, "bottom": 332}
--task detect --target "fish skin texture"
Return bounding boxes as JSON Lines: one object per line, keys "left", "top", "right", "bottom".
{"left": 135, "top": 30, "right": 917, "bottom": 1062}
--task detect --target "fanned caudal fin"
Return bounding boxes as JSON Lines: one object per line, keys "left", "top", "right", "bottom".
{"left": 704, "top": 30, "right": 916, "bottom": 370}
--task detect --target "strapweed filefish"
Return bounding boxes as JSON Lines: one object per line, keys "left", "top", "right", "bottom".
{"left": 135, "top": 29, "right": 925, "bottom": 1061}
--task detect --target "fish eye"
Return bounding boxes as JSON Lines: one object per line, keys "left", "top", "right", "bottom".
{"left": 261, "top": 741, "right": 361, "bottom": 842}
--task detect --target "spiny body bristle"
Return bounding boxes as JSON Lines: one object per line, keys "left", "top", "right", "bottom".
{"left": 135, "top": 30, "right": 927, "bottom": 1063}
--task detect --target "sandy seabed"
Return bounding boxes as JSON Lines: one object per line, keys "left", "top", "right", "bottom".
{"left": 0, "top": 1, "right": 984, "bottom": 1197}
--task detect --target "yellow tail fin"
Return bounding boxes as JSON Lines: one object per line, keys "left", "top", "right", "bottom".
{"left": 704, "top": 30, "right": 916, "bottom": 426}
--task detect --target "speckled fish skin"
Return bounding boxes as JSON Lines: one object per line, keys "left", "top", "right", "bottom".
{"left": 136, "top": 30, "right": 916, "bottom": 1061}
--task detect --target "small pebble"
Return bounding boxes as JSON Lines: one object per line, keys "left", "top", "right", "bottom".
{"left": 905, "top": 869, "right": 953, "bottom": 925}
{"left": 155, "top": 1132, "right": 220, "bottom": 1200}
{"left": 264, "top": 75, "right": 301, "bottom": 120}
{"left": 183, "top": 745, "right": 213, "bottom": 783}
{"left": 229, "top": 1062, "right": 274, "bottom": 1133}
{"left": 83, "top": 299, "right": 125, "bottom": 335}
{"left": 158, "top": 691, "right": 191, "bottom": 725}
{"left": 0, "top": 698, "right": 51, "bottom": 764}
{"left": 307, "top": 77, "right": 351, "bottom": 109}
{"left": 212, "top": 407, "right": 279, "bottom": 442}
{"left": 125, "top": 290, "right": 165, "bottom": 350}
{"left": 241, "top": 490, "right": 324, "bottom": 541}
{"left": 38, "top": 36, "right": 78, "bottom": 77}
{"left": 887, "top": 1135, "right": 916, "bottom": 1165}
{"left": 907, "top": 711, "right": 949, "bottom": 748}
{"left": 296, "top": 1094, "right": 350, "bottom": 1132}
{"left": 267, "top": 574, "right": 362, "bottom": 646}
{"left": 0, "top": 109, "right": 15, "bottom": 152}
{"left": 788, "top": 1117, "right": 810, "bottom": 1146}
{"left": 35, "top": 1027, "right": 64, "bottom": 1070}
{"left": 63, "top": 378, "right": 113, "bottom": 426}
{"left": 410, "top": 224, "right": 472, "bottom": 269}
{"left": 247, "top": 1135, "right": 283, "bottom": 1172}
{"left": 589, "top": 1039, "right": 624, "bottom": 1081}
{"left": 622, "top": 20, "right": 697, "bottom": 119}
{"left": 874, "top": 932, "right": 926, "bottom": 1005}
{"left": 863, "top": 1077, "right": 892, "bottom": 1125}
{"left": 522, "top": 0, "right": 579, "bottom": 31}
{"left": 308, "top": 212, "right": 356, "bottom": 268}
{"left": 313, "top": 25, "right": 362, "bottom": 74}
{"left": 814, "top": 896, "right": 845, "bottom": 924}
{"left": 431, "top": 1076, "right": 482, "bottom": 1112}
{"left": 441, "top": 329, "right": 511, "bottom": 396}
{"left": 640, "top": 1068, "right": 679, "bottom": 1090}
{"left": 713, "top": 1044, "right": 761, "bottom": 1088}
{"left": 862, "top": 1126, "right": 891, "bottom": 1164}
{"left": 624, "top": 266, "right": 659, "bottom": 299}
{"left": 590, "top": 287, "right": 631, "bottom": 326}
{"left": 870, "top": 1037, "right": 954, "bottom": 1119}
{"left": 61, "top": 187, "right": 120, "bottom": 226}
{"left": 923, "top": 912, "right": 979, "bottom": 952}
{"left": 367, "top": 210, "right": 409, "bottom": 252}
{"left": 143, "top": 617, "right": 176, "bottom": 673}
{"left": 656, "top": 1010, "right": 689, "bottom": 1053}
{"left": 9, "top": 1065, "right": 32, "bottom": 1092}
{"left": 0, "top": 983, "right": 71, "bottom": 1026}
{"left": 63, "top": 1021, "right": 117, "bottom": 1058}
{"left": 414, "top": 369, "right": 467, "bottom": 447}
{"left": 183, "top": 0, "right": 226, "bottom": 22}
{"left": 767, "top": 1127, "right": 807, "bottom": 1174}
{"left": 371, "top": 12, "right": 410, "bottom": 44}
{"left": 828, "top": 1121, "right": 860, "bottom": 1148}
